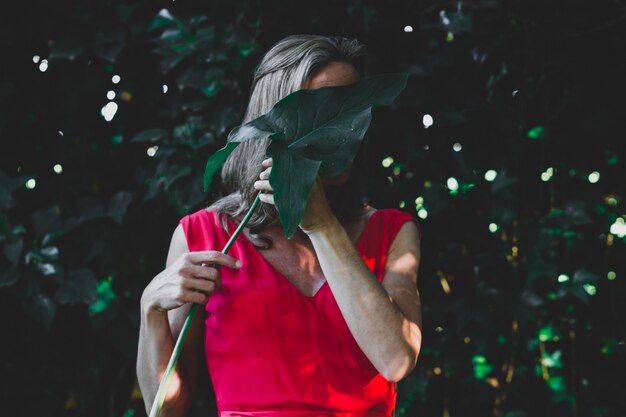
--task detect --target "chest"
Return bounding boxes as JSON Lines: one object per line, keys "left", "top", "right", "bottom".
{"left": 243, "top": 215, "right": 372, "bottom": 297}
{"left": 260, "top": 244, "right": 325, "bottom": 297}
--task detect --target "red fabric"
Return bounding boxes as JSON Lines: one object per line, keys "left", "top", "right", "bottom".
{"left": 179, "top": 208, "right": 420, "bottom": 417}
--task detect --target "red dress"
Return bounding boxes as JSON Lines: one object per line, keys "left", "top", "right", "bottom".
{"left": 179, "top": 208, "right": 420, "bottom": 417}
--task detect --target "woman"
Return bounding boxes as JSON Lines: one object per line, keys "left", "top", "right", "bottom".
{"left": 137, "top": 34, "right": 422, "bottom": 417}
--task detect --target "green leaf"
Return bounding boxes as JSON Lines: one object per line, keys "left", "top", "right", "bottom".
{"left": 203, "top": 141, "right": 240, "bottom": 192}
{"left": 546, "top": 375, "right": 566, "bottom": 392}
{"left": 267, "top": 140, "right": 321, "bottom": 239}
{"left": 223, "top": 73, "right": 407, "bottom": 236}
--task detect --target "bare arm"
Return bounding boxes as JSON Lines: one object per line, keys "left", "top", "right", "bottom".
{"left": 255, "top": 158, "right": 422, "bottom": 382}
{"left": 136, "top": 224, "right": 241, "bottom": 416}
{"left": 306, "top": 218, "right": 422, "bottom": 382}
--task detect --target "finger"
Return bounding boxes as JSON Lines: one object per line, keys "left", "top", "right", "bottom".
{"left": 259, "top": 167, "right": 271, "bottom": 180}
{"left": 179, "top": 265, "right": 220, "bottom": 283}
{"left": 259, "top": 193, "right": 275, "bottom": 205}
{"left": 184, "top": 251, "right": 242, "bottom": 269}
{"left": 181, "top": 276, "right": 217, "bottom": 294}
{"left": 184, "top": 289, "right": 210, "bottom": 305}
{"left": 262, "top": 158, "right": 273, "bottom": 168}
{"left": 253, "top": 180, "right": 273, "bottom": 192}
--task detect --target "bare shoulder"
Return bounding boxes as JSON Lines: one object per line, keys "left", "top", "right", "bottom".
{"left": 167, "top": 223, "right": 190, "bottom": 268}
{"left": 384, "top": 217, "right": 421, "bottom": 283}
{"left": 389, "top": 219, "right": 421, "bottom": 257}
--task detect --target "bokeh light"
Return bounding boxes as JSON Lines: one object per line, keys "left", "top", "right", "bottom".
{"left": 101, "top": 102, "right": 118, "bottom": 122}
{"left": 484, "top": 170, "right": 497, "bottom": 182}
{"left": 147, "top": 146, "right": 159, "bottom": 157}
{"left": 610, "top": 217, "right": 626, "bottom": 238}
{"left": 446, "top": 177, "right": 459, "bottom": 192}
{"left": 422, "top": 114, "right": 433, "bottom": 128}
{"left": 557, "top": 274, "right": 570, "bottom": 283}
{"left": 583, "top": 283, "right": 597, "bottom": 296}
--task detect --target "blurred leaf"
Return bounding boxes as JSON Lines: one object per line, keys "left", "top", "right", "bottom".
{"left": 546, "top": 375, "right": 566, "bottom": 392}
{"left": 40, "top": 246, "right": 59, "bottom": 259}
{"left": 201, "top": 68, "right": 225, "bottom": 97}
{"left": 132, "top": 128, "right": 168, "bottom": 143}
{"left": 538, "top": 324, "right": 560, "bottom": 341}
{"left": 148, "top": 8, "right": 177, "bottom": 31}
{"left": 37, "top": 262, "right": 59, "bottom": 276}
{"left": 491, "top": 170, "right": 518, "bottom": 193}
{"left": 0, "top": 187, "right": 12, "bottom": 210}
{"left": 3, "top": 238, "right": 23, "bottom": 265}
{"left": 89, "top": 277, "right": 117, "bottom": 316}
{"left": 22, "top": 293, "right": 56, "bottom": 326}
{"left": 568, "top": 285, "right": 589, "bottom": 304}
{"left": 527, "top": 126, "right": 545, "bottom": 139}
{"left": 49, "top": 38, "right": 86, "bottom": 60}
{"left": 0, "top": 265, "right": 19, "bottom": 287}
{"left": 31, "top": 208, "right": 62, "bottom": 239}
{"left": 55, "top": 269, "right": 98, "bottom": 304}
{"left": 108, "top": 191, "right": 133, "bottom": 224}
{"left": 541, "top": 349, "right": 563, "bottom": 368}
{"left": 573, "top": 268, "right": 599, "bottom": 283}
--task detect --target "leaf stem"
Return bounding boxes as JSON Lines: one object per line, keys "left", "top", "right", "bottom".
{"left": 149, "top": 192, "right": 262, "bottom": 417}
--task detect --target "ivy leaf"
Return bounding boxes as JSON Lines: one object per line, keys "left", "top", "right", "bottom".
{"left": 202, "top": 73, "right": 408, "bottom": 238}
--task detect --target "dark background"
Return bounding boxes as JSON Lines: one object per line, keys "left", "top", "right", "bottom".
{"left": 1, "top": 1, "right": 625, "bottom": 416}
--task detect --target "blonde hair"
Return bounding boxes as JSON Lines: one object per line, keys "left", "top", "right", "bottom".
{"left": 208, "top": 34, "right": 369, "bottom": 236}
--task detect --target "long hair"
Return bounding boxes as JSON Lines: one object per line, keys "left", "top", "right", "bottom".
{"left": 208, "top": 34, "right": 370, "bottom": 244}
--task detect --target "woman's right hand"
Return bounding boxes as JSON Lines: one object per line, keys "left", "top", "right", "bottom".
{"left": 141, "top": 251, "right": 242, "bottom": 313}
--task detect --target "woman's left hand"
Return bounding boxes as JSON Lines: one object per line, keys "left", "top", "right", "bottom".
{"left": 254, "top": 157, "right": 338, "bottom": 234}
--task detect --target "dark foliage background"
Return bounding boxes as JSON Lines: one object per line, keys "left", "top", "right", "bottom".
{"left": 1, "top": 1, "right": 624, "bottom": 416}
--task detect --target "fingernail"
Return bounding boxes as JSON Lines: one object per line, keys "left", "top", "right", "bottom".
{"left": 235, "top": 260, "right": 242, "bottom": 268}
